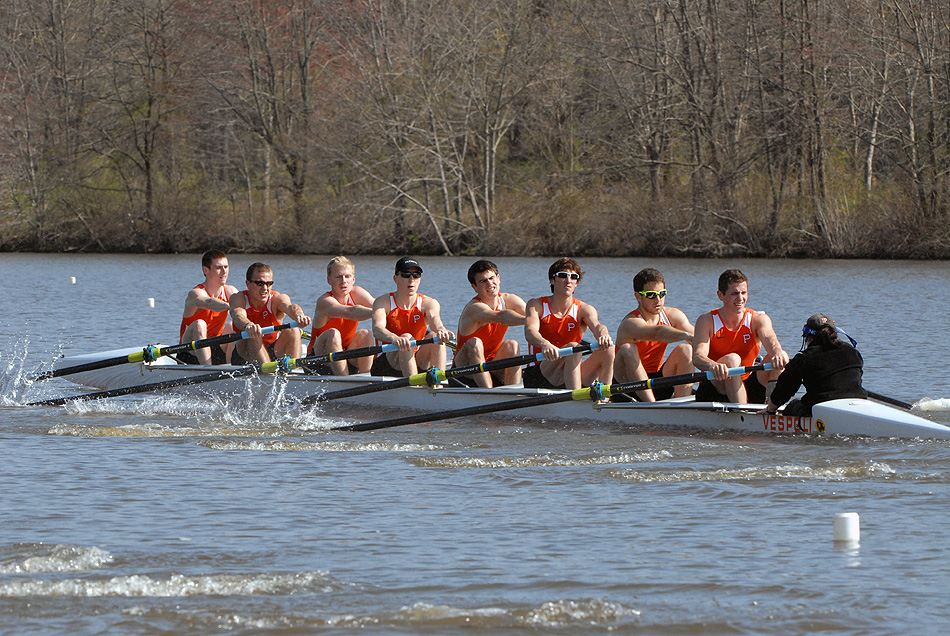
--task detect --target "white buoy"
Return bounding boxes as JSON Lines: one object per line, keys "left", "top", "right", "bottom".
{"left": 147, "top": 297, "right": 155, "bottom": 308}
{"left": 70, "top": 276, "right": 76, "bottom": 284}
{"left": 833, "top": 512, "right": 860, "bottom": 543}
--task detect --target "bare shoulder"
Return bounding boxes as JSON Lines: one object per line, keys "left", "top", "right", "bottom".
{"left": 351, "top": 286, "right": 375, "bottom": 306}
{"left": 751, "top": 309, "right": 776, "bottom": 331}
{"left": 422, "top": 295, "right": 441, "bottom": 311}
{"left": 693, "top": 310, "right": 714, "bottom": 332}
{"left": 665, "top": 306, "right": 693, "bottom": 326}
{"left": 616, "top": 312, "right": 645, "bottom": 341}
{"left": 229, "top": 290, "right": 247, "bottom": 307}
{"left": 501, "top": 292, "right": 527, "bottom": 311}
{"left": 459, "top": 295, "right": 482, "bottom": 316}
{"left": 577, "top": 298, "right": 600, "bottom": 316}
{"left": 315, "top": 291, "right": 337, "bottom": 311}
{"left": 187, "top": 284, "right": 210, "bottom": 301}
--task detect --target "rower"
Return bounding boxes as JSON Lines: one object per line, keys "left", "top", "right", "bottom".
{"left": 229, "top": 262, "right": 312, "bottom": 365}
{"left": 692, "top": 268, "right": 788, "bottom": 403}
{"left": 451, "top": 260, "right": 527, "bottom": 388}
{"left": 370, "top": 257, "right": 454, "bottom": 377}
{"left": 764, "top": 314, "right": 867, "bottom": 416}
{"left": 523, "top": 257, "right": 614, "bottom": 390}
{"left": 306, "top": 256, "right": 375, "bottom": 375}
{"left": 614, "top": 267, "right": 695, "bottom": 401}
{"left": 178, "top": 250, "right": 239, "bottom": 365}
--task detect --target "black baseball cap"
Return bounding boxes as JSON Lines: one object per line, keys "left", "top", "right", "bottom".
{"left": 395, "top": 257, "right": 423, "bottom": 274}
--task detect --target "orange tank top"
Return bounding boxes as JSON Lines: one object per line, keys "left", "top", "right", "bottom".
{"left": 707, "top": 308, "right": 759, "bottom": 379}
{"left": 308, "top": 292, "right": 359, "bottom": 355}
{"left": 625, "top": 307, "right": 671, "bottom": 374}
{"left": 180, "top": 284, "right": 230, "bottom": 340}
{"left": 454, "top": 295, "right": 509, "bottom": 363}
{"left": 241, "top": 290, "right": 282, "bottom": 346}
{"left": 529, "top": 297, "right": 584, "bottom": 363}
{"left": 378, "top": 293, "right": 427, "bottom": 343}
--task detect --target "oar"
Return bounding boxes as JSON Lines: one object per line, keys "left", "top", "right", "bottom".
{"left": 866, "top": 390, "right": 914, "bottom": 410}
{"left": 334, "top": 364, "right": 770, "bottom": 432}
{"left": 27, "top": 366, "right": 261, "bottom": 406}
{"left": 302, "top": 343, "right": 595, "bottom": 406}
{"left": 30, "top": 322, "right": 298, "bottom": 381}
{"left": 28, "top": 337, "right": 439, "bottom": 408}
{"left": 290, "top": 337, "right": 437, "bottom": 374}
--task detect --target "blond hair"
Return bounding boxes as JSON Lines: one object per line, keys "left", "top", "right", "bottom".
{"left": 326, "top": 256, "right": 354, "bottom": 277}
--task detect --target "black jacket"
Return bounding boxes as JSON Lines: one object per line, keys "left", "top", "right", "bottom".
{"left": 770, "top": 343, "right": 867, "bottom": 415}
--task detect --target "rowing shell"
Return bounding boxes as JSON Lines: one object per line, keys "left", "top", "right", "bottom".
{"left": 44, "top": 346, "right": 950, "bottom": 441}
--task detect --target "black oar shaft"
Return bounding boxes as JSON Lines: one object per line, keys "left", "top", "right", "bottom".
{"left": 866, "top": 390, "right": 913, "bottom": 410}
{"left": 28, "top": 366, "right": 258, "bottom": 406}
{"left": 296, "top": 337, "right": 436, "bottom": 370}
{"left": 337, "top": 391, "right": 581, "bottom": 431}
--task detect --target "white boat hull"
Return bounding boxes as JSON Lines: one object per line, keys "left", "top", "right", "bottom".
{"left": 49, "top": 346, "right": 950, "bottom": 440}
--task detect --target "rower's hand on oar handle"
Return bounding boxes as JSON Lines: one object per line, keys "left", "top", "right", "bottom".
{"left": 593, "top": 327, "right": 613, "bottom": 350}
{"left": 434, "top": 328, "right": 455, "bottom": 346}
{"left": 710, "top": 362, "right": 731, "bottom": 382}
{"left": 541, "top": 342, "right": 562, "bottom": 361}
{"left": 393, "top": 335, "right": 415, "bottom": 352}
{"left": 769, "top": 348, "right": 789, "bottom": 371}
{"left": 242, "top": 322, "right": 264, "bottom": 340}
{"left": 286, "top": 304, "right": 312, "bottom": 329}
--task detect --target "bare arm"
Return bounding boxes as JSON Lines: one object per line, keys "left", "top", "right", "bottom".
{"left": 458, "top": 293, "right": 526, "bottom": 336}
{"left": 273, "top": 293, "right": 312, "bottom": 328}
{"left": 579, "top": 302, "right": 613, "bottom": 349}
{"left": 691, "top": 312, "right": 718, "bottom": 373}
{"left": 372, "top": 294, "right": 410, "bottom": 349}
{"left": 422, "top": 297, "right": 454, "bottom": 344}
{"left": 316, "top": 287, "right": 374, "bottom": 322}
{"left": 184, "top": 286, "right": 230, "bottom": 316}
{"left": 617, "top": 308, "right": 693, "bottom": 345}
{"left": 524, "top": 298, "right": 560, "bottom": 360}
{"left": 228, "top": 293, "right": 255, "bottom": 335}
{"left": 752, "top": 311, "right": 788, "bottom": 370}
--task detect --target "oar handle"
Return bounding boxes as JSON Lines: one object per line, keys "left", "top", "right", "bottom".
{"left": 264, "top": 337, "right": 438, "bottom": 376}
{"left": 603, "top": 363, "right": 771, "bottom": 400}
{"left": 413, "top": 343, "right": 595, "bottom": 387}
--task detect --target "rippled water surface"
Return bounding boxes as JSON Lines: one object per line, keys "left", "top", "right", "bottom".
{"left": 2, "top": 254, "right": 949, "bottom": 635}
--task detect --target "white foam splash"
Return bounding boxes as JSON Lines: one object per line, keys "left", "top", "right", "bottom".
{"left": 388, "top": 599, "right": 640, "bottom": 627}
{"left": 0, "top": 570, "right": 337, "bottom": 598}
{"left": 915, "top": 398, "right": 950, "bottom": 412}
{"left": 0, "top": 544, "right": 113, "bottom": 574}
{"left": 411, "top": 450, "right": 673, "bottom": 469}
{"left": 198, "top": 439, "right": 443, "bottom": 452}
{"left": 522, "top": 599, "right": 641, "bottom": 625}
{"left": 612, "top": 461, "right": 896, "bottom": 482}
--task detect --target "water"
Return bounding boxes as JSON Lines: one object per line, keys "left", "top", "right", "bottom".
{"left": 2, "top": 253, "right": 949, "bottom": 635}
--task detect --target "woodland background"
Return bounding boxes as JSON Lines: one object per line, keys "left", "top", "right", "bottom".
{"left": 2, "top": 0, "right": 950, "bottom": 258}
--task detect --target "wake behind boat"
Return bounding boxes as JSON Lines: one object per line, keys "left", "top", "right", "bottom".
{"left": 40, "top": 346, "right": 950, "bottom": 441}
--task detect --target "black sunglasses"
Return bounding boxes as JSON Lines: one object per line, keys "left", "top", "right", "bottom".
{"left": 250, "top": 279, "right": 274, "bottom": 287}
{"left": 398, "top": 271, "right": 422, "bottom": 279}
